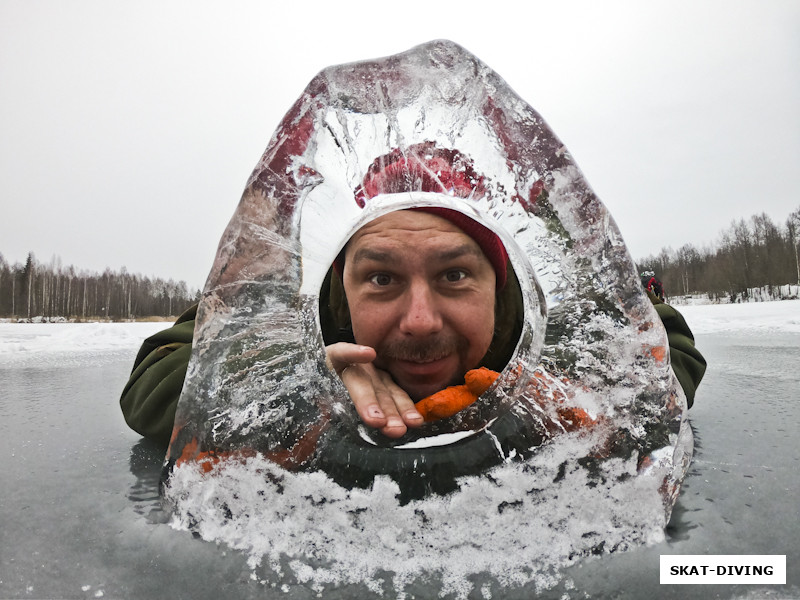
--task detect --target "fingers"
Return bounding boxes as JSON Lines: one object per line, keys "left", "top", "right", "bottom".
{"left": 340, "top": 363, "right": 390, "bottom": 427}
{"left": 342, "top": 364, "right": 416, "bottom": 438}
{"left": 328, "top": 343, "right": 423, "bottom": 439}
{"left": 365, "top": 369, "right": 423, "bottom": 438}
{"left": 326, "top": 342, "right": 376, "bottom": 374}
{"left": 377, "top": 374, "right": 424, "bottom": 435}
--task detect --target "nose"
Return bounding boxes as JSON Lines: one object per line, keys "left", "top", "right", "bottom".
{"left": 398, "top": 280, "right": 443, "bottom": 337}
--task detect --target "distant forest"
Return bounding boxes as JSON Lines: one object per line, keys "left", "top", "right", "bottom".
{"left": 637, "top": 205, "right": 800, "bottom": 302}
{"left": 3, "top": 205, "right": 798, "bottom": 320}
{"left": 0, "top": 252, "right": 200, "bottom": 321}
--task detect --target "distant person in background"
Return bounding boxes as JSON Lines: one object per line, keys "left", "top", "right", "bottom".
{"left": 641, "top": 271, "right": 666, "bottom": 302}
{"left": 636, "top": 271, "right": 705, "bottom": 404}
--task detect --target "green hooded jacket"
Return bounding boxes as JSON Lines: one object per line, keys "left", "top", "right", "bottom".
{"left": 121, "top": 289, "right": 706, "bottom": 447}
{"left": 120, "top": 304, "right": 197, "bottom": 446}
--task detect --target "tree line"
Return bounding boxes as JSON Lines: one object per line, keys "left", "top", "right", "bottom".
{"left": 4, "top": 204, "right": 798, "bottom": 319}
{"left": 0, "top": 252, "right": 200, "bottom": 321}
{"left": 637, "top": 205, "right": 800, "bottom": 302}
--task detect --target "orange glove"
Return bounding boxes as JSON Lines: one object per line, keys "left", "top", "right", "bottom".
{"left": 414, "top": 367, "right": 500, "bottom": 422}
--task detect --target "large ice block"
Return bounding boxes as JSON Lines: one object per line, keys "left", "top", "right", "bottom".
{"left": 163, "top": 40, "right": 691, "bottom": 515}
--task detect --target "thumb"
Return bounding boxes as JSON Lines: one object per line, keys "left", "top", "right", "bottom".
{"left": 325, "top": 342, "right": 377, "bottom": 374}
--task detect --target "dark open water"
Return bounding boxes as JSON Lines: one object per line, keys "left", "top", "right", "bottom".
{"left": 1, "top": 331, "right": 798, "bottom": 599}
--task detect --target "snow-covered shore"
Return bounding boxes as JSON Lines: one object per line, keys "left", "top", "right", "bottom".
{"left": 677, "top": 298, "right": 800, "bottom": 335}
{"left": 0, "top": 321, "right": 167, "bottom": 358}
{"left": 1, "top": 300, "right": 797, "bottom": 360}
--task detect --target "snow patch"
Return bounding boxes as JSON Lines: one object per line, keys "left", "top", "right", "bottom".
{"left": 677, "top": 299, "right": 800, "bottom": 335}
{"left": 163, "top": 433, "right": 670, "bottom": 599}
{"left": 0, "top": 322, "right": 169, "bottom": 366}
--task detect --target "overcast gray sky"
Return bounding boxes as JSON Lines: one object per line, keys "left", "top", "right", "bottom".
{"left": 2, "top": 1, "right": 798, "bottom": 290}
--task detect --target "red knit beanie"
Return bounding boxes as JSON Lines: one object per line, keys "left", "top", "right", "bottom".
{"left": 333, "top": 142, "right": 508, "bottom": 288}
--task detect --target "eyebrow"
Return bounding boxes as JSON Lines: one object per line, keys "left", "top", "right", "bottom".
{"left": 350, "top": 244, "right": 483, "bottom": 266}
{"left": 435, "top": 244, "right": 485, "bottom": 262}
{"left": 350, "top": 248, "right": 396, "bottom": 265}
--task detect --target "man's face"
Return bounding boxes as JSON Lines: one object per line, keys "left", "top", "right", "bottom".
{"left": 342, "top": 210, "right": 497, "bottom": 400}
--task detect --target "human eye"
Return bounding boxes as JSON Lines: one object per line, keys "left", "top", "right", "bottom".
{"left": 443, "top": 269, "right": 468, "bottom": 283}
{"left": 369, "top": 272, "right": 393, "bottom": 286}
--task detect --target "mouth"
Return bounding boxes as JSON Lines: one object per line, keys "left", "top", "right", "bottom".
{"left": 377, "top": 336, "right": 468, "bottom": 397}
{"left": 383, "top": 354, "right": 463, "bottom": 402}
{"left": 392, "top": 354, "right": 459, "bottom": 382}
{"left": 400, "top": 353, "right": 448, "bottom": 365}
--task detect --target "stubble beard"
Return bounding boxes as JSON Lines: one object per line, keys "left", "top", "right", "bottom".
{"left": 376, "top": 334, "right": 470, "bottom": 400}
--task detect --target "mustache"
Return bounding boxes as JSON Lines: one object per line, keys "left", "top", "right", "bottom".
{"left": 378, "top": 334, "right": 467, "bottom": 363}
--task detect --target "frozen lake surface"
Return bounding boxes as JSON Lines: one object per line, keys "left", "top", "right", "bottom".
{"left": 1, "top": 301, "right": 798, "bottom": 599}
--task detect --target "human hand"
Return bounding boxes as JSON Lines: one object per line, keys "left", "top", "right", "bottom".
{"left": 325, "top": 342, "right": 424, "bottom": 438}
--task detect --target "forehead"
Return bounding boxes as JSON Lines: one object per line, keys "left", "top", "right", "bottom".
{"left": 347, "top": 210, "right": 472, "bottom": 252}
